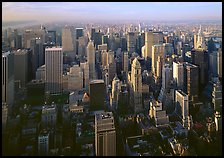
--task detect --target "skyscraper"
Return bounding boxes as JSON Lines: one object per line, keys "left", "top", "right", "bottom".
{"left": 62, "top": 26, "right": 75, "bottom": 57}
{"left": 13, "top": 49, "right": 28, "bottom": 88}
{"left": 38, "top": 129, "right": 50, "bottom": 156}
{"left": 175, "top": 90, "right": 189, "bottom": 128}
{"left": 173, "top": 61, "right": 184, "bottom": 90}
{"left": 110, "top": 75, "right": 121, "bottom": 109}
{"left": 95, "top": 112, "right": 116, "bottom": 156}
{"left": 2, "top": 51, "right": 14, "bottom": 107}
{"left": 89, "top": 80, "right": 106, "bottom": 111}
{"left": 122, "top": 51, "right": 129, "bottom": 72}
{"left": 184, "top": 62, "right": 199, "bottom": 100}
{"left": 45, "top": 47, "right": 63, "bottom": 94}
{"left": 87, "top": 40, "right": 96, "bottom": 80}
{"left": 127, "top": 32, "right": 136, "bottom": 53}
{"left": 212, "top": 80, "right": 222, "bottom": 112}
{"left": 217, "top": 49, "right": 222, "bottom": 79}
{"left": 152, "top": 44, "right": 165, "bottom": 77}
{"left": 131, "top": 58, "right": 142, "bottom": 113}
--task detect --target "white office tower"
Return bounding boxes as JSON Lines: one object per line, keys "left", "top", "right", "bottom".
{"left": 175, "top": 90, "right": 189, "bottom": 128}
{"left": 95, "top": 112, "right": 116, "bottom": 156}
{"left": 2, "top": 51, "right": 14, "bottom": 107}
{"left": 87, "top": 40, "right": 96, "bottom": 80}
{"left": 110, "top": 75, "right": 121, "bottom": 109}
{"left": 141, "top": 45, "right": 147, "bottom": 59}
{"left": 131, "top": 58, "right": 143, "bottom": 113}
{"left": 45, "top": 47, "right": 63, "bottom": 94}
{"left": 173, "top": 61, "right": 184, "bottom": 90}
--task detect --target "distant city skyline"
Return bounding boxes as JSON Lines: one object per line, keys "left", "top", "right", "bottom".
{"left": 2, "top": 2, "right": 222, "bottom": 23}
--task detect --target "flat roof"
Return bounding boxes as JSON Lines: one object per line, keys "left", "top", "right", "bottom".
{"left": 90, "top": 79, "right": 104, "bottom": 84}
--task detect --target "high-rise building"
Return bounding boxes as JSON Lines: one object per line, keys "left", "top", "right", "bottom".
{"left": 175, "top": 90, "right": 189, "bottom": 128}
{"left": 2, "top": 51, "right": 14, "bottom": 107}
{"left": 191, "top": 49, "right": 209, "bottom": 87}
{"left": 145, "top": 31, "right": 163, "bottom": 59}
{"left": 162, "top": 64, "right": 172, "bottom": 91}
{"left": 13, "top": 49, "right": 28, "bottom": 88}
{"left": 45, "top": 47, "right": 63, "bottom": 94}
{"left": 95, "top": 112, "right": 116, "bottom": 156}
{"left": 110, "top": 75, "right": 121, "bottom": 109}
{"left": 38, "top": 129, "right": 50, "bottom": 156}
{"left": 212, "top": 80, "right": 222, "bottom": 112}
{"left": 209, "top": 51, "right": 218, "bottom": 77}
{"left": 75, "top": 28, "right": 83, "bottom": 40}
{"left": 217, "top": 49, "right": 222, "bottom": 79}
{"left": 173, "top": 61, "right": 184, "bottom": 90}
{"left": 214, "top": 111, "right": 222, "bottom": 131}
{"left": 41, "top": 104, "right": 57, "bottom": 128}
{"left": 80, "top": 62, "right": 89, "bottom": 90}
{"left": 127, "top": 32, "right": 136, "bottom": 53}
{"left": 89, "top": 80, "right": 106, "bottom": 111}
{"left": 131, "top": 58, "right": 142, "bottom": 113}
{"left": 122, "top": 51, "right": 129, "bottom": 72}
{"left": 184, "top": 62, "right": 199, "bottom": 100}
{"left": 87, "top": 40, "right": 96, "bottom": 80}
{"left": 67, "top": 65, "right": 83, "bottom": 91}
{"left": 152, "top": 44, "right": 165, "bottom": 76}
{"left": 62, "top": 25, "right": 74, "bottom": 51}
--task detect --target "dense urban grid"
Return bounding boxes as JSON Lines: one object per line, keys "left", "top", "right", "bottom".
{"left": 2, "top": 4, "right": 222, "bottom": 156}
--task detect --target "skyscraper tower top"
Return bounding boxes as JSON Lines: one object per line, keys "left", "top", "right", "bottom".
{"left": 132, "top": 57, "right": 141, "bottom": 68}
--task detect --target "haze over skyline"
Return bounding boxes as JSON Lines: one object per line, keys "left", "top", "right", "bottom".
{"left": 2, "top": 2, "right": 222, "bottom": 23}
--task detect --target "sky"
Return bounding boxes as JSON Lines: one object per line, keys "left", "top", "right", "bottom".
{"left": 2, "top": 2, "right": 222, "bottom": 22}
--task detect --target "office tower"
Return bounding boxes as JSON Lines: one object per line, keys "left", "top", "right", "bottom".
{"left": 191, "top": 49, "right": 209, "bottom": 87}
{"left": 108, "top": 62, "right": 116, "bottom": 84}
{"left": 214, "top": 111, "right": 222, "bottom": 131}
{"left": 164, "top": 43, "right": 174, "bottom": 56}
{"left": 90, "top": 27, "right": 96, "bottom": 40}
{"left": 193, "top": 34, "right": 198, "bottom": 49}
{"left": 36, "top": 65, "right": 46, "bottom": 82}
{"left": 2, "top": 102, "right": 8, "bottom": 130}
{"left": 131, "top": 58, "right": 142, "bottom": 113}
{"left": 67, "top": 65, "right": 83, "bottom": 91}
{"left": 196, "top": 25, "right": 204, "bottom": 49}
{"left": 184, "top": 62, "right": 199, "bottom": 100}
{"left": 117, "top": 83, "right": 129, "bottom": 115}
{"left": 80, "top": 62, "right": 89, "bottom": 90}
{"left": 162, "top": 64, "right": 172, "bottom": 91}
{"left": 89, "top": 80, "right": 106, "bottom": 111}
{"left": 121, "top": 37, "right": 127, "bottom": 51}
{"left": 102, "top": 35, "right": 109, "bottom": 45}
{"left": 13, "top": 49, "right": 28, "bottom": 88}
{"left": 77, "top": 36, "right": 86, "bottom": 57}
{"left": 2, "top": 51, "right": 14, "bottom": 107}
{"left": 93, "top": 31, "right": 103, "bottom": 49}
{"left": 217, "top": 49, "right": 222, "bottom": 79}
{"left": 173, "top": 61, "right": 184, "bottom": 90}
{"left": 110, "top": 75, "right": 121, "bottom": 109}
{"left": 182, "top": 44, "right": 191, "bottom": 61}
{"left": 95, "top": 112, "right": 116, "bottom": 156}
{"left": 141, "top": 45, "right": 146, "bottom": 59}
{"left": 75, "top": 28, "right": 84, "bottom": 54}
{"left": 127, "top": 32, "right": 136, "bottom": 53}
{"left": 152, "top": 44, "right": 165, "bottom": 76}
{"left": 41, "top": 104, "right": 57, "bottom": 128}
{"left": 145, "top": 31, "right": 163, "bottom": 58}
{"left": 156, "top": 56, "right": 162, "bottom": 79}
{"left": 212, "top": 80, "right": 222, "bottom": 112}
{"left": 122, "top": 51, "right": 129, "bottom": 72}
{"left": 14, "top": 29, "right": 22, "bottom": 49}
{"left": 38, "top": 129, "right": 50, "bottom": 156}
{"left": 107, "top": 50, "right": 114, "bottom": 65}
{"left": 87, "top": 40, "right": 96, "bottom": 80}
{"left": 45, "top": 47, "right": 63, "bottom": 94}
{"left": 101, "top": 50, "right": 107, "bottom": 67}
{"left": 209, "top": 51, "right": 218, "bottom": 77}
{"left": 175, "top": 90, "right": 189, "bottom": 128}
{"left": 62, "top": 25, "right": 75, "bottom": 52}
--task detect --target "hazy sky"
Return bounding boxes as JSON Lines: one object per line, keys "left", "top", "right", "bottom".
{"left": 2, "top": 2, "right": 222, "bottom": 22}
